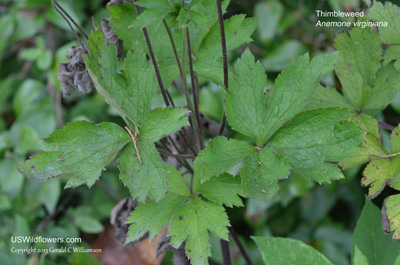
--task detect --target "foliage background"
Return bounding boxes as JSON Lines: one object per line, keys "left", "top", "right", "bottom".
{"left": 0, "top": 0, "right": 399, "bottom": 264}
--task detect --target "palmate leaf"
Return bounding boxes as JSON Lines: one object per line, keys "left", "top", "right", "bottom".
{"left": 17, "top": 121, "right": 130, "bottom": 188}
{"left": 368, "top": 2, "right": 400, "bottom": 45}
{"left": 383, "top": 194, "right": 400, "bottom": 241}
{"left": 126, "top": 166, "right": 230, "bottom": 265}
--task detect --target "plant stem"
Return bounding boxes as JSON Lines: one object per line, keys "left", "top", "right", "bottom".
{"left": 216, "top": 0, "right": 229, "bottom": 136}
{"left": 163, "top": 19, "right": 184, "bottom": 79}
{"left": 133, "top": 2, "right": 170, "bottom": 107}
{"left": 186, "top": 28, "right": 205, "bottom": 150}
{"left": 163, "top": 138, "right": 194, "bottom": 174}
{"left": 378, "top": 120, "right": 395, "bottom": 131}
{"left": 181, "top": 27, "right": 202, "bottom": 151}
{"left": 370, "top": 152, "right": 400, "bottom": 158}
{"left": 53, "top": 0, "right": 89, "bottom": 40}
{"left": 228, "top": 227, "right": 253, "bottom": 265}
{"left": 220, "top": 240, "right": 231, "bottom": 265}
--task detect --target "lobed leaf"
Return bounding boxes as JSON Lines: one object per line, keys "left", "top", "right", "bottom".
{"left": 193, "top": 136, "right": 254, "bottom": 183}
{"left": 383, "top": 194, "right": 400, "bottom": 242}
{"left": 17, "top": 121, "right": 130, "bottom": 188}
{"left": 168, "top": 197, "right": 230, "bottom": 265}
{"left": 126, "top": 165, "right": 190, "bottom": 242}
{"left": 118, "top": 142, "right": 169, "bottom": 202}
{"left": 368, "top": 2, "right": 400, "bottom": 45}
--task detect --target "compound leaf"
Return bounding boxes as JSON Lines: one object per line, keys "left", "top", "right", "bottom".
{"left": 126, "top": 165, "right": 190, "bottom": 242}
{"left": 168, "top": 197, "right": 230, "bottom": 265}
{"left": 195, "top": 173, "right": 244, "bottom": 207}
{"left": 118, "top": 142, "right": 168, "bottom": 202}
{"left": 193, "top": 136, "right": 254, "bottom": 183}
{"left": 270, "top": 108, "right": 363, "bottom": 183}
{"left": 253, "top": 236, "right": 334, "bottom": 265}
{"left": 140, "top": 107, "right": 190, "bottom": 143}
{"left": 17, "top": 121, "right": 130, "bottom": 188}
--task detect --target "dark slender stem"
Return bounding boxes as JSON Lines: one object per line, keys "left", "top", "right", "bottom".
{"left": 180, "top": 129, "right": 197, "bottom": 156}
{"left": 220, "top": 240, "right": 231, "bottom": 265}
{"left": 51, "top": 0, "right": 87, "bottom": 54}
{"left": 161, "top": 139, "right": 194, "bottom": 174}
{"left": 186, "top": 28, "right": 205, "bottom": 150}
{"left": 228, "top": 227, "right": 253, "bottom": 265}
{"left": 53, "top": 1, "right": 89, "bottom": 40}
{"left": 166, "top": 90, "right": 175, "bottom": 107}
{"left": 216, "top": 0, "right": 229, "bottom": 136}
{"left": 378, "top": 120, "right": 395, "bottom": 131}
{"left": 163, "top": 19, "right": 184, "bottom": 79}
{"left": 156, "top": 148, "right": 195, "bottom": 159}
{"left": 133, "top": 2, "right": 170, "bottom": 107}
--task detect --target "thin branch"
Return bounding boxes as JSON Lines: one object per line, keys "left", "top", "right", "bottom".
{"left": 186, "top": 28, "right": 205, "bottom": 150}
{"left": 163, "top": 19, "right": 184, "bottom": 78}
{"left": 216, "top": 0, "right": 229, "bottom": 136}
{"left": 228, "top": 227, "right": 253, "bottom": 265}
{"left": 51, "top": 0, "right": 87, "bottom": 54}
{"left": 53, "top": 0, "right": 89, "bottom": 40}
{"left": 220, "top": 239, "right": 231, "bottom": 265}
{"left": 378, "top": 120, "right": 395, "bottom": 131}
{"left": 370, "top": 152, "right": 400, "bottom": 158}
{"left": 181, "top": 27, "right": 202, "bottom": 152}
{"left": 133, "top": 2, "right": 170, "bottom": 107}
{"left": 156, "top": 148, "right": 195, "bottom": 159}
{"left": 125, "top": 126, "right": 142, "bottom": 164}
{"left": 160, "top": 139, "right": 194, "bottom": 174}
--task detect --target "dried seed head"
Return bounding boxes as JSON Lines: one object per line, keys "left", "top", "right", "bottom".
{"left": 101, "top": 19, "right": 123, "bottom": 60}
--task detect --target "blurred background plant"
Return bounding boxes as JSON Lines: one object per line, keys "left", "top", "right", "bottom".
{"left": 0, "top": 0, "right": 399, "bottom": 264}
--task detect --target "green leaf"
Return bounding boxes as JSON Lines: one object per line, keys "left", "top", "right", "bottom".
{"left": 225, "top": 49, "right": 267, "bottom": 145}
{"left": 118, "top": 142, "right": 168, "bottom": 202}
{"left": 168, "top": 197, "right": 230, "bottom": 265}
{"left": 306, "top": 85, "right": 355, "bottom": 110}
{"left": 270, "top": 108, "right": 363, "bottom": 183}
{"left": 383, "top": 194, "right": 400, "bottom": 241}
{"left": 362, "top": 157, "right": 400, "bottom": 198}
{"left": 85, "top": 30, "right": 135, "bottom": 128}
{"left": 352, "top": 199, "right": 400, "bottom": 265}
{"left": 362, "top": 63, "right": 400, "bottom": 110}
{"left": 40, "top": 179, "right": 60, "bottom": 213}
{"left": 262, "top": 52, "right": 338, "bottom": 142}
{"left": 136, "top": 0, "right": 170, "bottom": 9}
{"left": 130, "top": 9, "right": 169, "bottom": 29}
{"left": 240, "top": 146, "right": 289, "bottom": 201}
{"left": 350, "top": 113, "right": 380, "bottom": 139}
{"left": 383, "top": 45, "right": 400, "bottom": 70}
{"left": 140, "top": 107, "right": 190, "bottom": 142}
{"left": 261, "top": 40, "right": 306, "bottom": 72}
{"left": 339, "top": 134, "right": 387, "bottom": 169}
{"left": 254, "top": 0, "right": 284, "bottom": 42}
{"left": 126, "top": 165, "right": 190, "bottom": 241}
{"left": 195, "top": 173, "right": 243, "bottom": 207}
{"left": 17, "top": 121, "right": 130, "bottom": 188}
{"left": 354, "top": 245, "right": 369, "bottom": 265}
{"left": 391, "top": 125, "right": 400, "bottom": 153}
{"left": 193, "top": 136, "right": 254, "bottom": 183}
{"left": 334, "top": 27, "right": 382, "bottom": 109}
{"left": 253, "top": 236, "right": 334, "bottom": 265}
{"left": 74, "top": 215, "right": 104, "bottom": 234}
{"left": 368, "top": 2, "right": 400, "bottom": 44}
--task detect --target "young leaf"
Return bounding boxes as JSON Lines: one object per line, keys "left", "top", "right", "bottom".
{"left": 252, "top": 236, "right": 334, "bottom": 265}
{"left": 240, "top": 146, "right": 290, "bottom": 201}
{"left": 193, "top": 136, "right": 254, "bottom": 183}
{"left": 368, "top": 2, "right": 400, "bottom": 45}
{"left": 352, "top": 199, "right": 400, "bottom": 264}
{"left": 118, "top": 142, "right": 169, "bottom": 202}
{"left": 126, "top": 165, "right": 190, "bottom": 242}
{"left": 269, "top": 108, "right": 363, "bottom": 183}
{"left": 383, "top": 194, "right": 400, "bottom": 241}
{"left": 17, "top": 121, "right": 130, "bottom": 188}
{"left": 195, "top": 173, "right": 244, "bottom": 207}
{"left": 140, "top": 107, "right": 190, "bottom": 143}
{"left": 224, "top": 49, "right": 268, "bottom": 145}
{"left": 334, "top": 27, "right": 382, "bottom": 109}
{"left": 168, "top": 197, "right": 230, "bottom": 265}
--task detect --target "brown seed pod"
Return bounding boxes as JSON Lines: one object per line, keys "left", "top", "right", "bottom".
{"left": 101, "top": 19, "right": 124, "bottom": 60}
